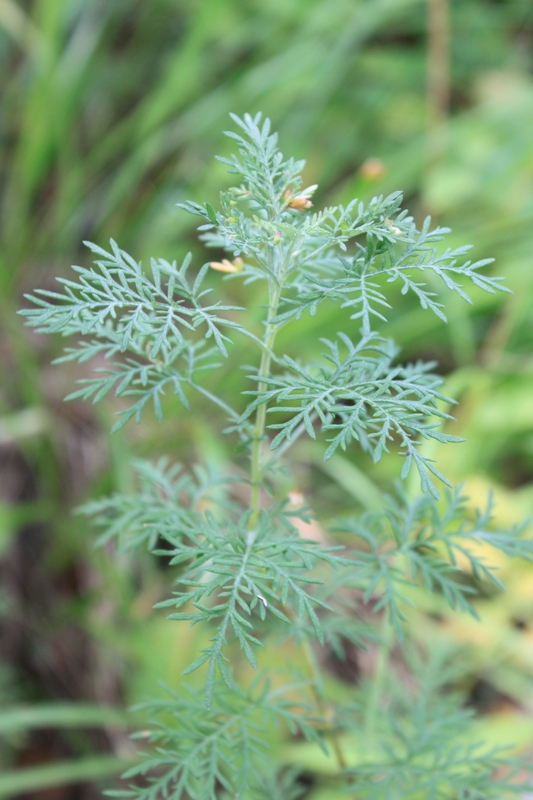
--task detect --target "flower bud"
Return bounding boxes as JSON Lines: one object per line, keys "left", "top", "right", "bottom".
{"left": 209, "top": 258, "right": 243, "bottom": 273}
{"left": 287, "top": 196, "right": 313, "bottom": 211}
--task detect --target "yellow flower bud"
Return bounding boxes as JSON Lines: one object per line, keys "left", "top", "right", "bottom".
{"left": 287, "top": 196, "right": 313, "bottom": 211}
{"left": 208, "top": 258, "right": 243, "bottom": 273}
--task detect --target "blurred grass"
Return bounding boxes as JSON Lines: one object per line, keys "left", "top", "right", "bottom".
{"left": 1, "top": 0, "right": 533, "bottom": 796}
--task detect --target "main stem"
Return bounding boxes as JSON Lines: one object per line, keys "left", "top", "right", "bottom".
{"left": 249, "top": 277, "right": 281, "bottom": 530}
{"left": 248, "top": 254, "right": 348, "bottom": 773}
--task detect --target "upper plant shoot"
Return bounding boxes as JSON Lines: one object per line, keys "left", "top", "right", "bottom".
{"left": 19, "top": 113, "right": 531, "bottom": 800}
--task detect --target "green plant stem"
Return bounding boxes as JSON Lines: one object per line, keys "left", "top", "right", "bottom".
{"left": 248, "top": 242, "right": 349, "bottom": 772}
{"left": 249, "top": 277, "right": 282, "bottom": 529}
{"left": 247, "top": 253, "right": 349, "bottom": 772}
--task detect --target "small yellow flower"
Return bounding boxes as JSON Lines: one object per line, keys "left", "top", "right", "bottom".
{"left": 208, "top": 258, "right": 243, "bottom": 273}
{"left": 284, "top": 185, "right": 316, "bottom": 211}
{"left": 287, "top": 196, "right": 313, "bottom": 210}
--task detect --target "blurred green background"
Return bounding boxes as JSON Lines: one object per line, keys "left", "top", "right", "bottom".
{"left": 1, "top": 0, "right": 533, "bottom": 797}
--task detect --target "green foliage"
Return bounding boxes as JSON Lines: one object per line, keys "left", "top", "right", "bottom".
{"left": 110, "top": 680, "right": 320, "bottom": 800}
{"left": 346, "top": 654, "right": 527, "bottom": 800}
{"left": 19, "top": 242, "right": 245, "bottom": 429}
{"left": 335, "top": 486, "right": 532, "bottom": 633}
{"left": 241, "top": 334, "right": 461, "bottom": 496}
{"left": 20, "top": 114, "right": 532, "bottom": 799}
